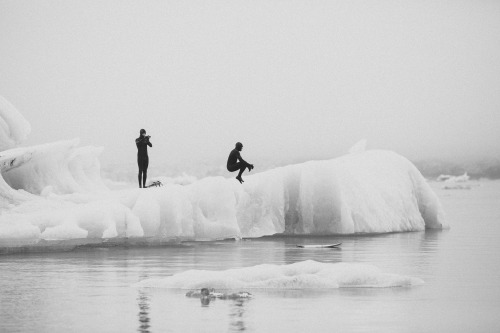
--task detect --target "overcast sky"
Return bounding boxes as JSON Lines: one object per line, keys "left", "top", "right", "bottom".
{"left": 1, "top": 0, "right": 499, "bottom": 167}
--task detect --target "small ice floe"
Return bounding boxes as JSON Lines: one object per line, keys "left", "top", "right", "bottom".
{"left": 185, "top": 288, "right": 252, "bottom": 300}
{"left": 134, "top": 260, "right": 423, "bottom": 289}
{"left": 437, "top": 172, "right": 470, "bottom": 183}
{"left": 437, "top": 172, "right": 472, "bottom": 189}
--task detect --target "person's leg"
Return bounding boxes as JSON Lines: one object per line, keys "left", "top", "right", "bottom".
{"left": 227, "top": 162, "right": 242, "bottom": 173}
{"left": 142, "top": 158, "right": 149, "bottom": 188}
{"left": 236, "top": 163, "right": 249, "bottom": 183}
{"left": 228, "top": 162, "right": 249, "bottom": 183}
{"left": 237, "top": 164, "right": 246, "bottom": 178}
{"left": 138, "top": 157, "right": 143, "bottom": 188}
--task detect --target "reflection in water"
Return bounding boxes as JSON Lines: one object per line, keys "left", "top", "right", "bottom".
{"left": 200, "top": 296, "right": 211, "bottom": 307}
{"left": 229, "top": 299, "right": 248, "bottom": 332}
{"left": 137, "top": 291, "right": 151, "bottom": 333}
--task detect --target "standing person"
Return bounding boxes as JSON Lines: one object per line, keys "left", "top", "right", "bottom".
{"left": 227, "top": 142, "right": 254, "bottom": 183}
{"left": 136, "top": 129, "right": 152, "bottom": 188}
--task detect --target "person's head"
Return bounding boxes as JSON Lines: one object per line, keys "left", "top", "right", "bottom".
{"left": 200, "top": 288, "right": 210, "bottom": 296}
{"left": 140, "top": 129, "right": 146, "bottom": 137}
{"left": 235, "top": 142, "right": 243, "bottom": 151}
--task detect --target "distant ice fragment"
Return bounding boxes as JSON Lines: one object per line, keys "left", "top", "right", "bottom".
{"left": 436, "top": 172, "right": 470, "bottom": 182}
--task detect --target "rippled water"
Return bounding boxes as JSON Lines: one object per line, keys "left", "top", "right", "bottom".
{"left": 1, "top": 181, "right": 499, "bottom": 332}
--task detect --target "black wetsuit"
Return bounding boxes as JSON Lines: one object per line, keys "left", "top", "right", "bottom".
{"left": 136, "top": 136, "right": 152, "bottom": 187}
{"left": 227, "top": 149, "right": 251, "bottom": 177}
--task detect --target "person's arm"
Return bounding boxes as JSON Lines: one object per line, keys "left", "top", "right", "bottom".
{"left": 136, "top": 137, "right": 152, "bottom": 147}
{"left": 236, "top": 151, "right": 248, "bottom": 164}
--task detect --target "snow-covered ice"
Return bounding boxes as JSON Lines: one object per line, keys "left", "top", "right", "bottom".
{"left": 134, "top": 260, "right": 424, "bottom": 289}
{"left": 0, "top": 95, "right": 448, "bottom": 243}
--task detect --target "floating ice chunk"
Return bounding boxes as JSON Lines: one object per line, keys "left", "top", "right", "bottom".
{"left": 437, "top": 172, "right": 470, "bottom": 183}
{"left": 445, "top": 172, "right": 470, "bottom": 183}
{"left": 0, "top": 95, "right": 31, "bottom": 151}
{"left": 134, "top": 260, "right": 424, "bottom": 289}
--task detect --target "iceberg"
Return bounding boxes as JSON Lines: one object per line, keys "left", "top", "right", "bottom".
{"left": 0, "top": 95, "right": 448, "bottom": 243}
{"left": 134, "top": 260, "right": 424, "bottom": 289}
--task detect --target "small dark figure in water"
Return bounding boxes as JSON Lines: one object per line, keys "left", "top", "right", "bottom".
{"left": 186, "top": 288, "right": 252, "bottom": 306}
{"left": 136, "top": 129, "right": 152, "bottom": 188}
{"left": 227, "top": 142, "right": 254, "bottom": 184}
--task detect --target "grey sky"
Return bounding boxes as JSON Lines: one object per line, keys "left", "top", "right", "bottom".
{"left": 1, "top": 0, "right": 499, "bottom": 168}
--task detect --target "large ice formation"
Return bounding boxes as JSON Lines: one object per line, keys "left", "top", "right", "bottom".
{"left": 0, "top": 96, "right": 447, "bottom": 242}
{"left": 134, "top": 260, "right": 424, "bottom": 289}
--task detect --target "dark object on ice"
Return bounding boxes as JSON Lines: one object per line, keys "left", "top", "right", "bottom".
{"left": 186, "top": 288, "right": 252, "bottom": 300}
{"left": 297, "top": 243, "right": 342, "bottom": 248}
{"left": 145, "top": 181, "right": 163, "bottom": 188}
{"left": 227, "top": 142, "right": 254, "bottom": 184}
{"left": 136, "top": 129, "right": 152, "bottom": 188}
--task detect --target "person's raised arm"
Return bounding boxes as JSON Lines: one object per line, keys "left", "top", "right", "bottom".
{"left": 136, "top": 136, "right": 153, "bottom": 147}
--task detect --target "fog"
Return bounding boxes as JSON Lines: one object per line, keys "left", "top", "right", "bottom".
{"left": 1, "top": 0, "right": 499, "bottom": 170}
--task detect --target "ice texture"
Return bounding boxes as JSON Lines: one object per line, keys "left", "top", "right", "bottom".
{"left": 0, "top": 96, "right": 31, "bottom": 151}
{"left": 134, "top": 260, "right": 424, "bottom": 289}
{"left": 0, "top": 96, "right": 447, "bottom": 242}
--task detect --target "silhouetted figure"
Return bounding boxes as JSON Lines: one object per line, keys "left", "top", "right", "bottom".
{"left": 227, "top": 142, "right": 253, "bottom": 184}
{"left": 136, "top": 129, "right": 152, "bottom": 188}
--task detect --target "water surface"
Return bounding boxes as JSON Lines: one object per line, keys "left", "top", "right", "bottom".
{"left": 1, "top": 181, "right": 499, "bottom": 332}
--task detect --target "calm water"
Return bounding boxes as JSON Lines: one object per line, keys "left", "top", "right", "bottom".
{"left": 1, "top": 181, "right": 499, "bottom": 332}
